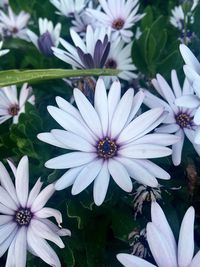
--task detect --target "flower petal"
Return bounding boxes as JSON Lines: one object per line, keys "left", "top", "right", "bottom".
{"left": 117, "top": 253, "right": 156, "bottom": 267}
{"left": 180, "top": 44, "right": 200, "bottom": 73}
{"left": 15, "top": 226, "right": 27, "bottom": 267}
{"left": 35, "top": 207, "right": 63, "bottom": 226}
{"left": 27, "top": 178, "right": 43, "bottom": 208}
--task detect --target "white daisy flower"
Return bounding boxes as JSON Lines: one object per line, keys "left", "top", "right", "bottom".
{"left": 177, "top": 44, "right": 200, "bottom": 143}
{"left": 0, "top": 7, "right": 30, "bottom": 41}
{"left": 143, "top": 70, "right": 200, "bottom": 166}
{"left": 104, "top": 39, "right": 137, "bottom": 82}
{"left": 50, "top": 0, "right": 86, "bottom": 17}
{"left": 0, "top": 156, "right": 71, "bottom": 267}
{"left": 117, "top": 202, "right": 200, "bottom": 267}
{"left": 52, "top": 25, "right": 111, "bottom": 69}
{"left": 27, "top": 18, "right": 61, "bottom": 56}
{"left": 170, "top": 5, "right": 185, "bottom": 30}
{"left": 86, "top": 0, "right": 145, "bottom": 43}
{"left": 0, "top": 83, "right": 34, "bottom": 124}
{"left": 38, "top": 79, "right": 179, "bottom": 206}
{"left": 0, "top": 40, "right": 9, "bottom": 57}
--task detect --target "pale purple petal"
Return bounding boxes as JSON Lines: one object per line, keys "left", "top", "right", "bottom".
{"left": 172, "top": 129, "right": 184, "bottom": 166}
{"left": 35, "top": 207, "right": 63, "bottom": 226}
{"left": 15, "top": 226, "right": 27, "bottom": 267}
{"left": 117, "top": 253, "right": 156, "bottom": 267}
{"left": 190, "top": 250, "right": 200, "bottom": 267}
{"left": 0, "top": 186, "right": 18, "bottom": 210}
{"left": 27, "top": 178, "right": 43, "bottom": 208}
{"left": 180, "top": 44, "right": 200, "bottom": 73}
{"left": 175, "top": 95, "right": 200, "bottom": 108}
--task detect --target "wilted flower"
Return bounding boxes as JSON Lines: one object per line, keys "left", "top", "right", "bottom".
{"left": 0, "top": 156, "right": 71, "bottom": 267}
{"left": 117, "top": 202, "right": 200, "bottom": 267}
{"left": 0, "top": 83, "right": 34, "bottom": 124}
{"left": 128, "top": 228, "right": 149, "bottom": 259}
{"left": 133, "top": 184, "right": 161, "bottom": 218}
{"left": 86, "top": 0, "right": 145, "bottom": 42}
{"left": 27, "top": 18, "right": 61, "bottom": 56}
{"left": 53, "top": 25, "right": 111, "bottom": 69}
{"left": 0, "top": 6, "right": 30, "bottom": 40}
{"left": 38, "top": 79, "right": 179, "bottom": 206}
{"left": 143, "top": 70, "right": 200, "bottom": 166}
{"left": 0, "top": 40, "right": 9, "bottom": 56}
{"left": 50, "top": 0, "right": 87, "bottom": 17}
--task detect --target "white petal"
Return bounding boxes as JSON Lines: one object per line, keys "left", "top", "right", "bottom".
{"left": 171, "top": 70, "right": 182, "bottom": 98}
{"left": 93, "top": 161, "right": 110, "bottom": 206}
{"left": 118, "top": 108, "right": 164, "bottom": 144}
{"left": 73, "top": 88, "right": 103, "bottom": 137}
{"left": 38, "top": 218, "right": 71, "bottom": 237}
{"left": 119, "top": 144, "right": 172, "bottom": 159}
{"left": 94, "top": 78, "right": 109, "bottom": 136}
{"left": 0, "top": 222, "right": 17, "bottom": 245}
{"left": 194, "top": 106, "right": 200, "bottom": 125}
{"left": 117, "top": 253, "right": 156, "bottom": 267}
{"left": 108, "top": 159, "right": 133, "bottom": 192}
{"left": 72, "top": 159, "right": 102, "bottom": 195}
{"left": 30, "top": 219, "right": 64, "bottom": 248}
{"left": 0, "top": 186, "right": 18, "bottom": 210}
{"left": 52, "top": 129, "right": 95, "bottom": 152}
{"left": 16, "top": 156, "right": 29, "bottom": 208}
{"left": 38, "top": 132, "right": 70, "bottom": 149}
{"left": 108, "top": 80, "right": 121, "bottom": 127}
{"left": 127, "top": 90, "right": 145, "bottom": 124}
{"left": 0, "top": 226, "right": 17, "bottom": 258}
{"left": 178, "top": 207, "right": 195, "bottom": 267}
{"left": 27, "top": 228, "right": 61, "bottom": 267}
{"left": 31, "top": 184, "right": 55, "bottom": 212}
{"left": 0, "top": 203, "right": 14, "bottom": 215}
{"left": 147, "top": 223, "right": 177, "bottom": 267}
{"left": 172, "top": 129, "right": 184, "bottom": 166}
{"left": 180, "top": 44, "right": 200, "bottom": 73}
{"left": 0, "top": 215, "right": 13, "bottom": 226}
{"left": 15, "top": 226, "right": 27, "bottom": 267}
{"left": 45, "top": 152, "right": 97, "bottom": 169}
{"left": 0, "top": 162, "right": 19, "bottom": 205}
{"left": 190, "top": 250, "right": 200, "bottom": 267}
{"left": 35, "top": 207, "right": 63, "bottom": 226}
{"left": 131, "top": 133, "right": 180, "bottom": 146}
{"left": 111, "top": 88, "right": 134, "bottom": 138}
{"left": 27, "top": 178, "right": 43, "bottom": 207}
{"left": 5, "top": 237, "right": 16, "bottom": 267}
{"left": 175, "top": 95, "right": 200, "bottom": 108}
{"left": 117, "top": 157, "right": 158, "bottom": 187}
{"left": 194, "top": 127, "right": 200, "bottom": 144}
{"left": 155, "top": 124, "right": 180, "bottom": 134}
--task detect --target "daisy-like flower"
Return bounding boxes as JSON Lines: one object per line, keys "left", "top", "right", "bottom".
{"left": 52, "top": 25, "right": 111, "bottom": 69}
{"left": 170, "top": 5, "right": 185, "bottom": 30}
{"left": 50, "top": 0, "right": 86, "bottom": 17}
{"left": 0, "top": 156, "right": 71, "bottom": 267}
{"left": 86, "top": 0, "right": 145, "bottom": 42}
{"left": 104, "top": 39, "right": 137, "bottom": 82}
{"left": 27, "top": 18, "right": 61, "bottom": 56}
{"left": 143, "top": 70, "right": 200, "bottom": 166}
{"left": 0, "top": 83, "right": 34, "bottom": 124}
{"left": 0, "top": 40, "right": 9, "bottom": 56}
{"left": 0, "top": 6, "right": 30, "bottom": 41}
{"left": 38, "top": 78, "right": 179, "bottom": 206}
{"left": 117, "top": 202, "right": 200, "bottom": 267}
{"left": 175, "top": 44, "right": 200, "bottom": 144}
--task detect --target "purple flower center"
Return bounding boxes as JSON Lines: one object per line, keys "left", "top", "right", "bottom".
{"left": 175, "top": 112, "right": 193, "bottom": 128}
{"left": 112, "top": 18, "right": 125, "bottom": 30}
{"left": 105, "top": 58, "right": 117, "bottom": 69}
{"left": 97, "top": 137, "right": 118, "bottom": 159}
{"left": 38, "top": 31, "right": 54, "bottom": 56}
{"left": 8, "top": 104, "right": 19, "bottom": 116}
{"left": 15, "top": 208, "right": 32, "bottom": 226}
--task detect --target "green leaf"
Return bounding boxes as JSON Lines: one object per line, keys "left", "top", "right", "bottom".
{"left": 0, "top": 68, "right": 120, "bottom": 87}
{"left": 141, "top": 6, "right": 154, "bottom": 31}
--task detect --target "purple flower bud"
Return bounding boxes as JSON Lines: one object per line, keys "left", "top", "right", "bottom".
{"left": 37, "top": 31, "right": 54, "bottom": 56}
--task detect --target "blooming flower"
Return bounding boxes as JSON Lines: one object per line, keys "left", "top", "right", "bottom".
{"left": 117, "top": 202, "right": 200, "bottom": 267}
{"left": 38, "top": 78, "right": 179, "bottom": 206}
{"left": 27, "top": 18, "right": 61, "bottom": 56}
{"left": 0, "top": 40, "right": 9, "bottom": 57}
{"left": 0, "top": 83, "right": 34, "bottom": 124}
{"left": 143, "top": 70, "right": 200, "bottom": 166}
{"left": 176, "top": 44, "right": 200, "bottom": 143}
{"left": 52, "top": 25, "right": 111, "bottom": 69}
{"left": 0, "top": 6, "right": 30, "bottom": 40}
{"left": 0, "top": 156, "right": 71, "bottom": 267}
{"left": 50, "top": 0, "right": 86, "bottom": 17}
{"left": 170, "top": 5, "right": 185, "bottom": 30}
{"left": 86, "top": 0, "right": 145, "bottom": 42}
{"left": 104, "top": 39, "right": 137, "bottom": 82}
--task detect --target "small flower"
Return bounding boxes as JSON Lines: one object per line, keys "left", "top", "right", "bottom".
{"left": 143, "top": 70, "right": 200, "bottom": 165}
{"left": 86, "top": 0, "right": 145, "bottom": 42}
{"left": 0, "top": 156, "right": 71, "bottom": 267}
{"left": 27, "top": 18, "right": 61, "bottom": 56}
{"left": 0, "top": 83, "right": 34, "bottom": 124}
{"left": 38, "top": 79, "right": 179, "bottom": 206}
{"left": 0, "top": 6, "right": 30, "bottom": 40}
{"left": 176, "top": 44, "right": 200, "bottom": 143}
{"left": 52, "top": 25, "right": 111, "bottom": 69}
{"left": 0, "top": 0, "right": 8, "bottom": 8}
{"left": 117, "top": 202, "right": 200, "bottom": 267}
{"left": 104, "top": 39, "right": 137, "bottom": 82}
{"left": 0, "top": 40, "right": 9, "bottom": 56}
{"left": 133, "top": 184, "right": 161, "bottom": 218}
{"left": 50, "top": 0, "right": 87, "bottom": 17}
